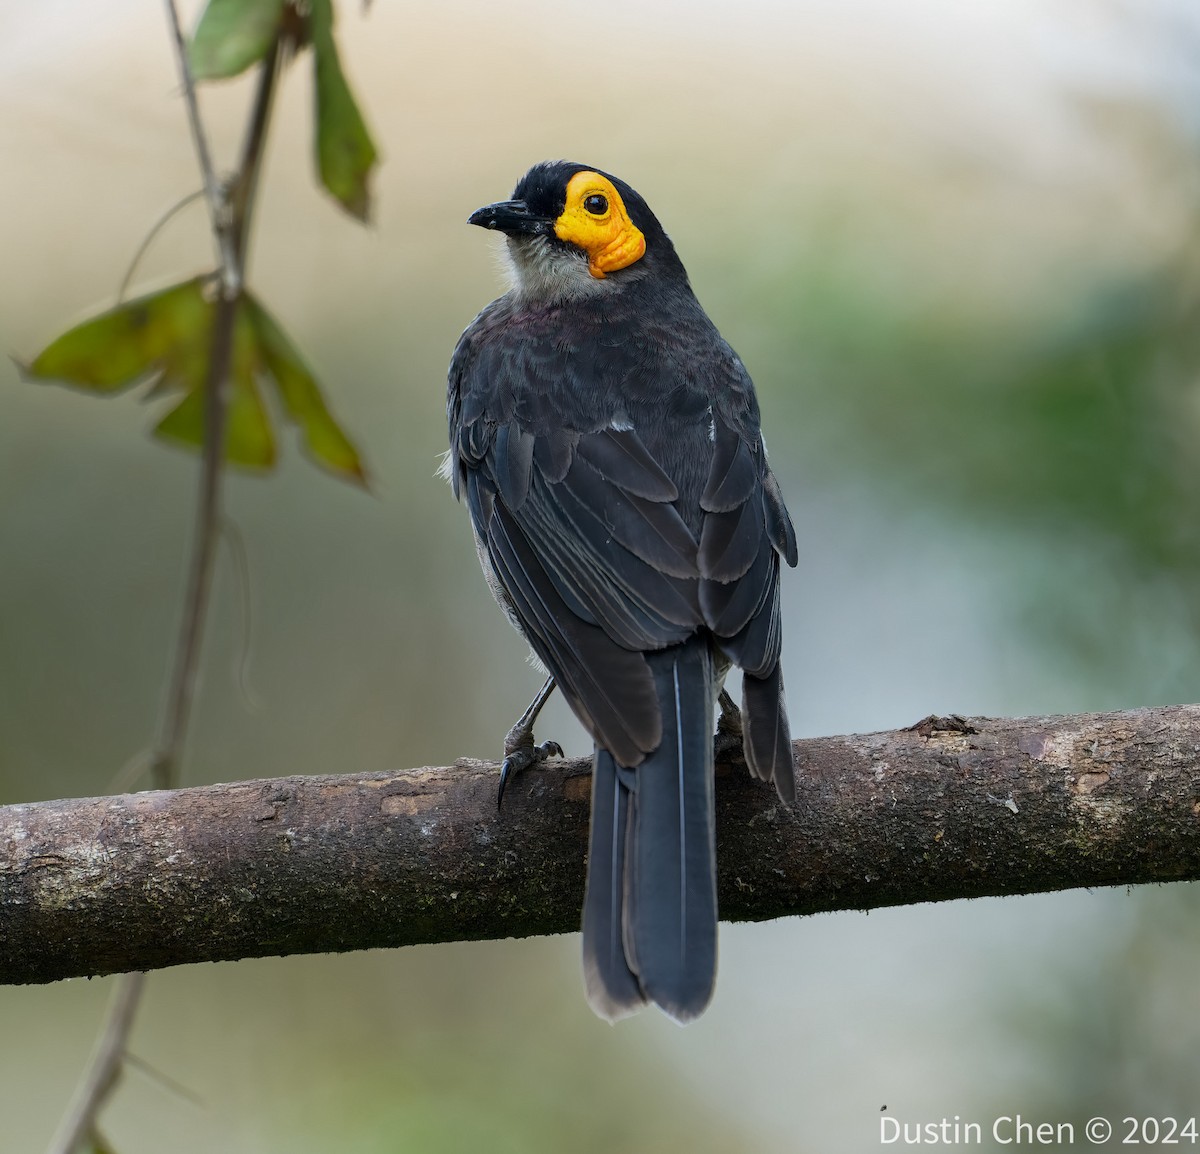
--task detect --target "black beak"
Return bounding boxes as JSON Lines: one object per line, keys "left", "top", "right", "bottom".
{"left": 467, "top": 199, "right": 549, "bottom": 237}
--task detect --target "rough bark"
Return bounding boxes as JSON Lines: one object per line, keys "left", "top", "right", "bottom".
{"left": 4, "top": 703, "right": 1200, "bottom": 986}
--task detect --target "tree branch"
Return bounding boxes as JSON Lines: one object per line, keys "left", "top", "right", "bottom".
{"left": 5, "top": 703, "right": 1200, "bottom": 986}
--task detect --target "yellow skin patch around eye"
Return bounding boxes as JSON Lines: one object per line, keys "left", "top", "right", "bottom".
{"left": 554, "top": 171, "right": 647, "bottom": 279}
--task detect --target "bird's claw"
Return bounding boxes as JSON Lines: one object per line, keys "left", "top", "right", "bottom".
{"left": 717, "top": 689, "right": 743, "bottom": 738}
{"left": 498, "top": 739, "right": 563, "bottom": 809}
{"left": 714, "top": 689, "right": 744, "bottom": 766}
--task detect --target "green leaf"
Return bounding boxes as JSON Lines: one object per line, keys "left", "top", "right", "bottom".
{"left": 152, "top": 299, "right": 277, "bottom": 468}
{"left": 189, "top": 0, "right": 286, "bottom": 81}
{"left": 244, "top": 294, "right": 368, "bottom": 485}
{"left": 27, "top": 278, "right": 272, "bottom": 469}
{"left": 27, "top": 278, "right": 211, "bottom": 394}
{"left": 25, "top": 280, "right": 363, "bottom": 483}
{"left": 310, "top": 0, "right": 378, "bottom": 222}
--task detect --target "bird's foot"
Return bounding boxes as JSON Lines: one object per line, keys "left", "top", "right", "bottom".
{"left": 714, "top": 688, "right": 744, "bottom": 766}
{"left": 717, "top": 688, "right": 743, "bottom": 737}
{"left": 498, "top": 723, "right": 562, "bottom": 810}
{"left": 496, "top": 675, "right": 561, "bottom": 809}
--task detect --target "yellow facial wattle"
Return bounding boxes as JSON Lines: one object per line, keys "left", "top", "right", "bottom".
{"left": 554, "top": 171, "right": 646, "bottom": 279}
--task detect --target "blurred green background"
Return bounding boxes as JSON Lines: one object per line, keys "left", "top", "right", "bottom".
{"left": 5, "top": 1, "right": 1200, "bottom": 1150}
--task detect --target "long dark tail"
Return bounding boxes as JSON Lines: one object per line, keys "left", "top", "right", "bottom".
{"left": 581, "top": 637, "right": 717, "bottom": 1024}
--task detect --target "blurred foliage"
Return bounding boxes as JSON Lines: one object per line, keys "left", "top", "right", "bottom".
{"left": 802, "top": 267, "right": 1200, "bottom": 567}
{"left": 276, "top": 1019, "right": 768, "bottom": 1154}
{"left": 742, "top": 213, "right": 1200, "bottom": 701}
{"left": 310, "top": 0, "right": 378, "bottom": 222}
{"left": 23, "top": 0, "right": 377, "bottom": 487}
{"left": 25, "top": 277, "right": 367, "bottom": 485}
{"left": 191, "top": 0, "right": 378, "bottom": 220}
{"left": 190, "top": 0, "right": 286, "bottom": 80}
{"left": 981, "top": 883, "right": 1200, "bottom": 1130}
{"left": 12, "top": 3, "right": 380, "bottom": 1150}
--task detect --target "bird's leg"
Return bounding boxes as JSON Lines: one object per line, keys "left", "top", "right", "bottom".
{"left": 714, "top": 687, "right": 744, "bottom": 765}
{"left": 717, "top": 688, "right": 742, "bottom": 736}
{"left": 498, "top": 675, "right": 563, "bottom": 808}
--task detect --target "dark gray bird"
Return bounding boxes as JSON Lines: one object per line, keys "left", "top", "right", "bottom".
{"left": 445, "top": 161, "right": 797, "bottom": 1023}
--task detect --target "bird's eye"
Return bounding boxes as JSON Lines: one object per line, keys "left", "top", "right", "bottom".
{"left": 583, "top": 194, "right": 608, "bottom": 216}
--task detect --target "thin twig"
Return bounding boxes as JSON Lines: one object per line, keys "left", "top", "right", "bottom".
{"left": 228, "top": 39, "right": 280, "bottom": 266}
{"left": 124, "top": 1052, "right": 207, "bottom": 1109}
{"left": 148, "top": 29, "right": 280, "bottom": 793}
{"left": 43, "top": 10, "right": 285, "bottom": 1153}
{"left": 116, "top": 188, "right": 206, "bottom": 303}
{"left": 105, "top": 748, "right": 151, "bottom": 795}
{"left": 43, "top": 973, "right": 146, "bottom": 1154}
{"left": 162, "top": 0, "right": 238, "bottom": 293}
{"left": 146, "top": 289, "right": 236, "bottom": 793}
